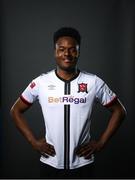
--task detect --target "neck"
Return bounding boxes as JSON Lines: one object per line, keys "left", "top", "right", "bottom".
{"left": 56, "top": 68, "right": 78, "bottom": 81}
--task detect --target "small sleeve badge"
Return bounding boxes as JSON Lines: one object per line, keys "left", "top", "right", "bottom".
{"left": 30, "top": 82, "right": 36, "bottom": 89}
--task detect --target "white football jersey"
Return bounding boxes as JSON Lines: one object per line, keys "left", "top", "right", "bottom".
{"left": 21, "top": 70, "right": 117, "bottom": 169}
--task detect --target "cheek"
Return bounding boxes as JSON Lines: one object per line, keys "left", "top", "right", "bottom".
{"left": 55, "top": 54, "right": 62, "bottom": 64}
{"left": 55, "top": 54, "right": 62, "bottom": 61}
{"left": 71, "top": 50, "right": 79, "bottom": 58}
{"left": 55, "top": 51, "right": 63, "bottom": 59}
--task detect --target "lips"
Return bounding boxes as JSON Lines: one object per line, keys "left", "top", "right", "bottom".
{"left": 64, "top": 59, "right": 72, "bottom": 63}
{"left": 63, "top": 57, "right": 74, "bottom": 63}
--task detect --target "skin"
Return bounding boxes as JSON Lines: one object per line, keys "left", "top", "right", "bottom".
{"left": 55, "top": 36, "right": 80, "bottom": 80}
{"left": 10, "top": 36, "right": 126, "bottom": 159}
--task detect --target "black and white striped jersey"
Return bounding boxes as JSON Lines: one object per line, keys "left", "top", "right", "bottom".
{"left": 20, "top": 69, "right": 117, "bottom": 169}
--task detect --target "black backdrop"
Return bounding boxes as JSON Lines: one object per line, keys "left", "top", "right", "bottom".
{"left": 1, "top": 0, "right": 135, "bottom": 178}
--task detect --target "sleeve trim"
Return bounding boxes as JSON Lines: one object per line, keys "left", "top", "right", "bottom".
{"left": 20, "top": 95, "right": 33, "bottom": 106}
{"left": 104, "top": 96, "right": 117, "bottom": 108}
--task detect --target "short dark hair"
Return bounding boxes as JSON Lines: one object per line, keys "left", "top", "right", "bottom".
{"left": 53, "top": 27, "right": 81, "bottom": 46}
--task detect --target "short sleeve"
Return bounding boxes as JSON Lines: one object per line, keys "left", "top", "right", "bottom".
{"left": 20, "top": 77, "right": 39, "bottom": 105}
{"left": 95, "top": 76, "right": 117, "bottom": 107}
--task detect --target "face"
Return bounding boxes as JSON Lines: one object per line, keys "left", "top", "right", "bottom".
{"left": 54, "top": 36, "right": 80, "bottom": 72}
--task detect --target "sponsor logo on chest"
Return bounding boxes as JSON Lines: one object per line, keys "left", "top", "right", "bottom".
{"left": 48, "top": 96, "right": 86, "bottom": 104}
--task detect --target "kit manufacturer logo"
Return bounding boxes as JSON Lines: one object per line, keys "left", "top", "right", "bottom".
{"left": 48, "top": 85, "right": 56, "bottom": 90}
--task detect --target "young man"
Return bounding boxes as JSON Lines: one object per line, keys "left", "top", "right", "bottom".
{"left": 10, "top": 27, "right": 126, "bottom": 178}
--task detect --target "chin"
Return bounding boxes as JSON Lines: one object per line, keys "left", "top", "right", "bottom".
{"left": 62, "top": 67, "right": 76, "bottom": 72}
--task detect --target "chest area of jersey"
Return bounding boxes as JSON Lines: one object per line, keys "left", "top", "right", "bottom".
{"left": 39, "top": 80, "right": 94, "bottom": 106}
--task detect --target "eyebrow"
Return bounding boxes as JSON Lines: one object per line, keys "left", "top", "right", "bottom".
{"left": 55, "top": 44, "right": 79, "bottom": 50}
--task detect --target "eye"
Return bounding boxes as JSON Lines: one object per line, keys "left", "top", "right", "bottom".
{"left": 70, "top": 47, "right": 77, "bottom": 53}
{"left": 59, "top": 48, "right": 64, "bottom": 51}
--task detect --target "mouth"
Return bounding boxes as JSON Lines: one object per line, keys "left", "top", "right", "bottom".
{"left": 64, "top": 59, "right": 72, "bottom": 63}
{"left": 63, "top": 57, "right": 74, "bottom": 63}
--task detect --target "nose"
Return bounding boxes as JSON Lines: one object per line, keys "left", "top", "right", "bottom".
{"left": 64, "top": 49, "right": 70, "bottom": 56}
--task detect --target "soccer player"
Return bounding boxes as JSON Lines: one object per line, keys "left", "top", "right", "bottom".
{"left": 10, "top": 27, "right": 126, "bottom": 178}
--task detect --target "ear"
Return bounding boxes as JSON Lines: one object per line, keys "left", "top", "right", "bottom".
{"left": 75, "top": 45, "right": 80, "bottom": 58}
{"left": 54, "top": 47, "right": 57, "bottom": 57}
{"left": 76, "top": 49, "right": 80, "bottom": 58}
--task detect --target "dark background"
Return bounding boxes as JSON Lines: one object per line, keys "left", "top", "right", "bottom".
{"left": 1, "top": 0, "right": 135, "bottom": 178}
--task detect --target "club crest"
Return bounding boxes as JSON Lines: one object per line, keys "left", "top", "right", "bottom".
{"left": 78, "top": 83, "right": 88, "bottom": 93}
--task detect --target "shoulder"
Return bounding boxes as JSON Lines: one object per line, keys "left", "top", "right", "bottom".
{"left": 80, "top": 70, "right": 97, "bottom": 80}
{"left": 33, "top": 69, "right": 55, "bottom": 82}
{"left": 79, "top": 70, "right": 105, "bottom": 86}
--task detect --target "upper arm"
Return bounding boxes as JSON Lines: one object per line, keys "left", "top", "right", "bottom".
{"left": 11, "top": 97, "right": 32, "bottom": 114}
{"left": 107, "top": 98, "right": 126, "bottom": 117}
